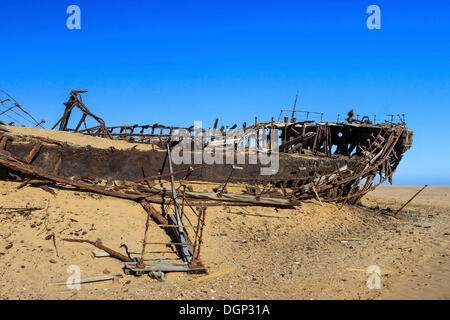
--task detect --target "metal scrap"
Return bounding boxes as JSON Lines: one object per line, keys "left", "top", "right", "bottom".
{"left": 0, "top": 89, "right": 415, "bottom": 273}
{"left": 62, "top": 238, "right": 133, "bottom": 263}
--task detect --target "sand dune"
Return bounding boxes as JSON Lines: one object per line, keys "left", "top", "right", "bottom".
{"left": 0, "top": 180, "right": 448, "bottom": 300}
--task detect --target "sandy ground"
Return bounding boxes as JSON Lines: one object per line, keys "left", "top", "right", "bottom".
{"left": 0, "top": 181, "right": 448, "bottom": 300}
{"left": 2, "top": 124, "right": 161, "bottom": 151}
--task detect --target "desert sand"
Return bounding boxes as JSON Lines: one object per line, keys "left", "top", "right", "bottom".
{"left": 0, "top": 178, "right": 448, "bottom": 300}
{"left": 3, "top": 124, "right": 161, "bottom": 151}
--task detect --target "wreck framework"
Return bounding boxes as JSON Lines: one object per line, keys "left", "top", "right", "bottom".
{"left": 0, "top": 90, "right": 413, "bottom": 273}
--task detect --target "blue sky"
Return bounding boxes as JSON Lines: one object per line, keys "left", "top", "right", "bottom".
{"left": 0, "top": 0, "right": 449, "bottom": 185}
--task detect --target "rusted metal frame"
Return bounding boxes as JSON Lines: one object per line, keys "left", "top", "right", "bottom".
{"left": 363, "top": 130, "right": 385, "bottom": 158}
{"left": 0, "top": 112, "right": 24, "bottom": 126}
{"left": 0, "top": 104, "right": 17, "bottom": 116}
{"left": 77, "top": 125, "right": 102, "bottom": 133}
{"left": 178, "top": 205, "right": 196, "bottom": 230}
{"left": 182, "top": 197, "right": 200, "bottom": 218}
{"left": 59, "top": 102, "right": 76, "bottom": 131}
{"left": 2, "top": 148, "right": 291, "bottom": 206}
{"left": 194, "top": 207, "right": 206, "bottom": 263}
{"left": 322, "top": 159, "right": 398, "bottom": 202}
{"left": 82, "top": 117, "right": 88, "bottom": 131}
{"left": 297, "top": 151, "right": 391, "bottom": 201}
{"left": 106, "top": 132, "right": 173, "bottom": 137}
{"left": 323, "top": 124, "right": 329, "bottom": 156}
{"left": 0, "top": 99, "right": 22, "bottom": 125}
{"left": 159, "top": 128, "right": 164, "bottom": 145}
{"left": 90, "top": 124, "right": 188, "bottom": 132}
{"left": 283, "top": 120, "right": 288, "bottom": 145}
{"left": 74, "top": 113, "right": 87, "bottom": 132}
{"left": 312, "top": 125, "right": 321, "bottom": 154}
{"left": 62, "top": 238, "right": 132, "bottom": 262}
{"left": 328, "top": 125, "right": 332, "bottom": 156}
{"left": 102, "top": 123, "right": 113, "bottom": 139}
{"left": 0, "top": 90, "right": 43, "bottom": 128}
{"left": 255, "top": 119, "right": 261, "bottom": 149}
{"left": 162, "top": 196, "right": 175, "bottom": 217}
{"left": 179, "top": 169, "right": 326, "bottom": 184}
{"left": 134, "top": 165, "right": 207, "bottom": 184}
{"left": 360, "top": 173, "right": 376, "bottom": 193}
{"left": 181, "top": 200, "right": 200, "bottom": 232}
{"left": 279, "top": 132, "right": 316, "bottom": 153}
{"left": 180, "top": 185, "right": 187, "bottom": 219}
{"left": 379, "top": 131, "right": 397, "bottom": 160}
{"left": 1, "top": 121, "right": 400, "bottom": 206}
{"left": 54, "top": 90, "right": 112, "bottom": 138}
{"left": 0, "top": 154, "right": 159, "bottom": 201}
{"left": 191, "top": 205, "right": 203, "bottom": 262}
{"left": 84, "top": 132, "right": 172, "bottom": 142}
{"left": 73, "top": 93, "right": 107, "bottom": 130}
{"left": 138, "top": 212, "right": 151, "bottom": 268}
{"left": 209, "top": 118, "right": 219, "bottom": 143}
{"left": 177, "top": 173, "right": 195, "bottom": 219}
{"left": 57, "top": 103, "right": 76, "bottom": 131}
{"left": 178, "top": 168, "right": 195, "bottom": 189}
{"left": 311, "top": 129, "right": 403, "bottom": 196}
{"left": 344, "top": 165, "right": 370, "bottom": 203}
{"left": 325, "top": 170, "right": 394, "bottom": 202}
{"left": 217, "top": 166, "right": 237, "bottom": 196}
{"left": 0, "top": 107, "right": 26, "bottom": 126}
{"left": 345, "top": 177, "right": 362, "bottom": 205}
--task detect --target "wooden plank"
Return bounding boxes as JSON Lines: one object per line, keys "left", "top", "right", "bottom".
{"left": 149, "top": 186, "right": 300, "bottom": 207}
{"left": 24, "top": 143, "right": 42, "bottom": 163}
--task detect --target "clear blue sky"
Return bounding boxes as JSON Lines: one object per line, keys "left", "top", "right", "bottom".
{"left": 0, "top": 0, "right": 449, "bottom": 185}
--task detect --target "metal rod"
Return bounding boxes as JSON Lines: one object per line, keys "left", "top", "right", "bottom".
{"left": 145, "top": 242, "right": 199, "bottom": 246}
{"left": 166, "top": 143, "right": 192, "bottom": 262}
{"left": 393, "top": 185, "right": 428, "bottom": 215}
{"left": 138, "top": 211, "right": 151, "bottom": 268}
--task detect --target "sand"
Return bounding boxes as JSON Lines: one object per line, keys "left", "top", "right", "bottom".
{"left": 3, "top": 124, "right": 161, "bottom": 151}
{"left": 0, "top": 180, "right": 448, "bottom": 300}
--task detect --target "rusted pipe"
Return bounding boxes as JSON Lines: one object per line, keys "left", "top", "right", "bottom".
{"left": 62, "top": 238, "right": 132, "bottom": 262}
{"left": 394, "top": 185, "right": 428, "bottom": 215}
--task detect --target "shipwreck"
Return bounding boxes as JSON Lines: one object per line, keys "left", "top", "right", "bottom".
{"left": 0, "top": 89, "right": 413, "bottom": 275}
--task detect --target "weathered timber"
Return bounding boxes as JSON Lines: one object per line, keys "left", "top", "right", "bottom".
{"left": 148, "top": 185, "right": 300, "bottom": 207}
